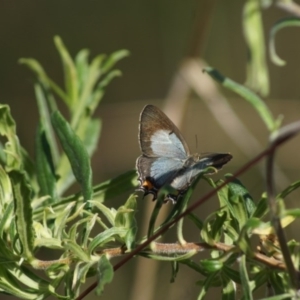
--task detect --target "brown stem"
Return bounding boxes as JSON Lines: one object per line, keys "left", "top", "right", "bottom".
{"left": 98, "top": 241, "right": 286, "bottom": 271}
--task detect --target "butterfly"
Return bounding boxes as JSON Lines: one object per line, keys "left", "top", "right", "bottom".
{"left": 136, "top": 105, "right": 232, "bottom": 203}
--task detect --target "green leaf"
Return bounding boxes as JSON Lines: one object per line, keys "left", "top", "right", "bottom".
{"left": 75, "top": 49, "right": 90, "bottom": 90}
{"left": 176, "top": 174, "right": 202, "bottom": 244}
{"left": 114, "top": 195, "right": 137, "bottom": 228}
{"left": 101, "top": 49, "right": 129, "bottom": 73}
{"left": 0, "top": 266, "right": 42, "bottom": 299}
{"left": 222, "top": 265, "right": 241, "bottom": 284}
{"left": 225, "top": 174, "right": 256, "bottom": 217}
{"left": 200, "top": 259, "right": 223, "bottom": 273}
{"left": 82, "top": 213, "right": 98, "bottom": 248}
{"left": 201, "top": 215, "right": 215, "bottom": 245}
{"left": 278, "top": 180, "right": 300, "bottom": 199}
{"left": 236, "top": 218, "right": 260, "bottom": 254}
{"left": 19, "top": 58, "right": 68, "bottom": 104}
{"left": 252, "top": 270, "right": 268, "bottom": 291}
{"left": 88, "top": 227, "right": 127, "bottom": 255}
{"left": 67, "top": 216, "right": 92, "bottom": 242}
{"left": 242, "top": 217, "right": 267, "bottom": 233}
{"left": 217, "top": 183, "right": 242, "bottom": 232}
{"left": 180, "top": 259, "right": 207, "bottom": 276}
{"left": 187, "top": 213, "right": 203, "bottom": 230}
{"left": 96, "top": 255, "right": 114, "bottom": 295}
{"left": 35, "top": 123, "right": 57, "bottom": 203}
{"left": 72, "top": 261, "right": 95, "bottom": 294}
{"left": 230, "top": 195, "right": 249, "bottom": 230}
{"left": 170, "top": 261, "right": 179, "bottom": 283}
{"left": 204, "top": 68, "right": 276, "bottom": 132}
{"left": 88, "top": 70, "right": 122, "bottom": 113}
{"left": 252, "top": 194, "right": 268, "bottom": 218}
{"left": 63, "top": 240, "right": 90, "bottom": 262}
{"left": 89, "top": 201, "right": 115, "bottom": 226}
{"left": 0, "top": 201, "right": 14, "bottom": 238}
{"left": 211, "top": 211, "right": 227, "bottom": 242}
{"left": 79, "top": 118, "right": 101, "bottom": 158}
{"left": 219, "top": 178, "right": 250, "bottom": 231}
{"left": 239, "top": 254, "right": 253, "bottom": 300}
{"left": 54, "top": 201, "right": 76, "bottom": 239}
{"left": 0, "top": 105, "right": 22, "bottom": 171}
{"left": 269, "top": 17, "right": 300, "bottom": 66}
{"left": 147, "top": 193, "right": 165, "bottom": 238}
{"left": 34, "top": 83, "right": 59, "bottom": 163}
{"left": 221, "top": 274, "right": 236, "bottom": 300}
{"left": 243, "top": 0, "right": 269, "bottom": 96}
{"left": 269, "top": 272, "right": 287, "bottom": 294}
{"left": 54, "top": 36, "right": 78, "bottom": 108}
{"left": 7, "top": 263, "right": 57, "bottom": 296}
{"left": 51, "top": 110, "right": 93, "bottom": 202}
{"left": 197, "top": 272, "right": 218, "bottom": 300}
{"left": 0, "top": 165, "right": 13, "bottom": 207}
{"left": 71, "top": 53, "right": 106, "bottom": 128}
{"left": 10, "top": 170, "right": 34, "bottom": 260}
{"left": 284, "top": 208, "right": 300, "bottom": 218}
{"left": 122, "top": 195, "right": 137, "bottom": 250}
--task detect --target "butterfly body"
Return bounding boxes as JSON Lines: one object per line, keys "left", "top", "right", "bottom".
{"left": 136, "top": 105, "right": 232, "bottom": 202}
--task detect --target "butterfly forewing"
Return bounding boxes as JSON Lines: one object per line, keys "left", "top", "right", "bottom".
{"left": 138, "top": 105, "right": 190, "bottom": 159}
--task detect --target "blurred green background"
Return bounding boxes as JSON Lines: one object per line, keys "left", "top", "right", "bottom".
{"left": 1, "top": 1, "right": 300, "bottom": 299}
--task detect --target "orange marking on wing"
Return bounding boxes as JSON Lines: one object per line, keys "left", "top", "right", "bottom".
{"left": 142, "top": 180, "right": 153, "bottom": 190}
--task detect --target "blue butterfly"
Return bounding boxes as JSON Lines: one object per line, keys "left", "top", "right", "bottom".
{"left": 136, "top": 105, "right": 232, "bottom": 202}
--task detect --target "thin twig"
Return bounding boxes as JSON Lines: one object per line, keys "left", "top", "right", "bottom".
{"left": 266, "top": 121, "right": 300, "bottom": 290}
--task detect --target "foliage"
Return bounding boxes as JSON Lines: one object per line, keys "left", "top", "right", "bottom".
{"left": 0, "top": 3, "right": 300, "bottom": 299}
{"left": 0, "top": 36, "right": 135, "bottom": 299}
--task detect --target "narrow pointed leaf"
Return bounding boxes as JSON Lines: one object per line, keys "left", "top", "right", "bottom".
{"left": 96, "top": 255, "right": 114, "bottom": 295}
{"left": 51, "top": 111, "right": 93, "bottom": 202}
{"left": 239, "top": 254, "right": 253, "bottom": 300}
{"left": 54, "top": 36, "right": 78, "bottom": 108}
{"left": 35, "top": 123, "right": 57, "bottom": 203}
{"left": 63, "top": 240, "right": 90, "bottom": 262}
{"left": 0, "top": 105, "right": 22, "bottom": 170}
{"left": 34, "top": 83, "right": 59, "bottom": 163}
{"left": 101, "top": 49, "right": 129, "bottom": 73}
{"left": 19, "top": 58, "right": 68, "bottom": 104}
{"left": 243, "top": 0, "right": 269, "bottom": 96}
{"left": 10, "top": 170, "right": 34, "bottom": 260}
{"left": 204, "top": 67, "right": 276, "bottom": 132}
{"left": 225, "top": 174, "right": 256, "bottom": 217}
{"left": 269, "top": 17, "right": 300, "bottom": 66}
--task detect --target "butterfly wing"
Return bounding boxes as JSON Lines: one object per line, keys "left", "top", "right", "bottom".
{"left": 169, "top": 153, "right": 232, "bottom": 200}
{"left": 137, "top": 105, "right": 190, "bottom": 199}
{"left": 138, "top": 105, "right": 190, "bottom": 158}
{"left": 136, "top": 156, "right": 185, "bottom": 199}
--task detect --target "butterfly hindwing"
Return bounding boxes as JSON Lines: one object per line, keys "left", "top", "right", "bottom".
{"left": 170, "top": 153, "right": 233, "bottom": 192}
